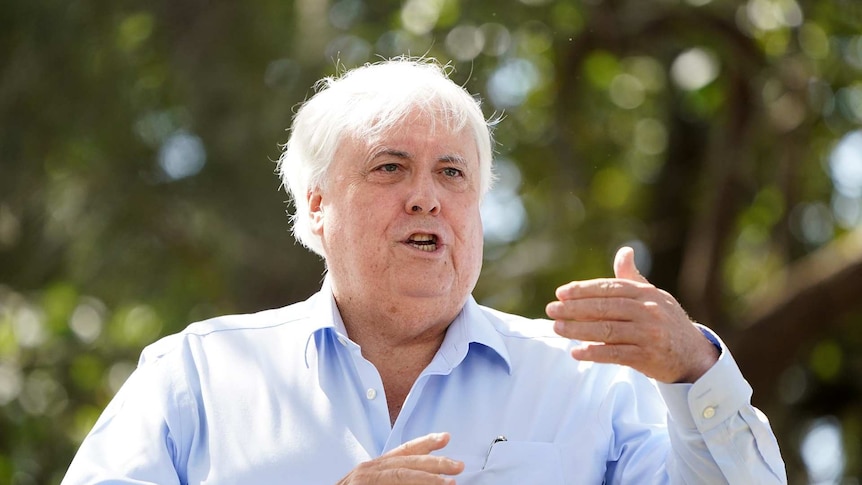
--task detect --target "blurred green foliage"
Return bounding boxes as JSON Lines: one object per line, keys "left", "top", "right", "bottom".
{"left": 2, "top": 0, "right": 862, "bottom": 483}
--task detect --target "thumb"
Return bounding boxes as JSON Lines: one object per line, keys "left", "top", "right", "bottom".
{"left": 614, "top": 246, "right": 649, "bottom": 283}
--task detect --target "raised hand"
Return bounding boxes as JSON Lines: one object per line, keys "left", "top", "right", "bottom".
{"left": 546, "top": 246, "right": 719, "bottom": 383}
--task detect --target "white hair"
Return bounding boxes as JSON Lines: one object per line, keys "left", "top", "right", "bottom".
{"left": 277, "top": 57, "right": 496, "bottom": 257}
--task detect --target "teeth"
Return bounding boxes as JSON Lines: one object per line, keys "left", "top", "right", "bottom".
{"left": 411, "top": 242, "right": 436, "bottom": 252}
{"left": 410, "top": 234, "right": 436, "bottom": 242}
{"left": 407, "top": 233, "right": 438, "bottom": 252}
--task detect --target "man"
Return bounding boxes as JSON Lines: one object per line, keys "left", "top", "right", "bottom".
{"left": 63, "top": 58, "right": 786, "bottom": 484}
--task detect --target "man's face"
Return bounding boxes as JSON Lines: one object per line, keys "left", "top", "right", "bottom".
{"left": 310, "top": 111, "right": 484, "bottom": 312}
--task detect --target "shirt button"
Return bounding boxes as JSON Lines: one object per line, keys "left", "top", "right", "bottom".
{"left": 366, "top": 388, "right": 377, "bottom": 400}
{"left": 702, "top": 406, "right": 716, "bottom": 419}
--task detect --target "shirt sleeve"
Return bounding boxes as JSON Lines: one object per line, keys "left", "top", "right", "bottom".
{"left": 657, "top": 326, "right": 787, "bottom": 484}
{"left": 60, "top": 348, "right": 191, "bottom": 485}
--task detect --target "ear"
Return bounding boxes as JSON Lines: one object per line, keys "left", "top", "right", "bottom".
{"left": 308, "top": 188, "right": 325, "bottom": 236}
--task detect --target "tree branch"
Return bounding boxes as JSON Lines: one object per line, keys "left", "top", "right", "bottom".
{"left": 730, "top": 226, "right": 862, "bottom": 403}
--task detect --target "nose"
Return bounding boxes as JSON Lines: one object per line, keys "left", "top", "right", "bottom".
{"left": 405, "top": 172, "right": 440, "bottom": 215}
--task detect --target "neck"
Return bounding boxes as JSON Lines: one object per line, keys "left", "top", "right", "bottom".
{"left": 332, "top": 291, "right": 461, "bottom": 425}
{"left": 334, "top": 291, "right": 454, "bottom": 364}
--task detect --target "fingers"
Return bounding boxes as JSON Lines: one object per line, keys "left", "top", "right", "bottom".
{"left": 383, "top": 433, "right": 463, "bottom": 477}
{"left": 358, "top": 455, "right": 464, "bottom": 483}
{"left": 376, "top": 468, "right": 460, "bottom": 484}
{"left": 552, "top": 319, "right": 658, "bottom": 346}
{"left": 567, "top": 341, "right": 685, "bottom": 383}
{"left": 342, "top": 457, "right": 462, "bottom": 485}
{"left": 570, "top": 342, "right": 645, "bottom": 369}
{"left": 546, "top": 297, "right": 657, "bottom": 323}
{"left": 547, "top": 247, "right": 721, "bottom": 383}
{"left": 338, "top": 433, "right": 464, "bottom": 484}
{"left": 554, "top": 278, "right": 646, "bottom": 301}
{"left": 376, "top": 455, "right": 464, "bottom": 478}
{"left": 385, "top": 432, "right": 451, "bottom": 458}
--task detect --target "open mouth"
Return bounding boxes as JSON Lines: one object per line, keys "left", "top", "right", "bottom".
{"left": 406, "top": 233, "right": 438, "bottom": 252}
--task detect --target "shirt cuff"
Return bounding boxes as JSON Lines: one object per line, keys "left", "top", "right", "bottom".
{"left": 657, "top": 325, "right": 754, "bottom": 433}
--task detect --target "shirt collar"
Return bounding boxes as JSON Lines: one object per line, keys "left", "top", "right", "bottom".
{"left": 302, "top": 275, "right": 346, "bottom": 367}
{"left": 431, "top": 296, "right": 512, "bottom": 375}
{"left": 302, "top": 276, "right": 512, "bottom": 374}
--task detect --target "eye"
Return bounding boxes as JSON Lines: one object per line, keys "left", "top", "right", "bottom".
{"left": 376, "top": 163, "right": 400, "bottom": 173}
{"left": 442, "top": 167, "right": 463, "bottom": 178}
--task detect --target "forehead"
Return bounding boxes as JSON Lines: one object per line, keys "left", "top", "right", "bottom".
{"left": 342, "top": 110, "right": 479, "bottom": 163}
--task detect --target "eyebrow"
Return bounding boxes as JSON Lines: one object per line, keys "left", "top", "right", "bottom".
{"left": 371, "top": 149, "right": 410, "bottom": 160}
{"left": 439, "top": 154, "right": 467, "bottom": 166}
{"left": 370, "top": 149, "right": 467, "bottom": 165}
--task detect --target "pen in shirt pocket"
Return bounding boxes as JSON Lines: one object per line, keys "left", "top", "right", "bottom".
{"left": 481, "top": 435, "right": 507, "bottom": 470}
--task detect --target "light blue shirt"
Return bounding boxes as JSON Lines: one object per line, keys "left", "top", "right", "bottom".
{"left": 63, "top": 281, "right": 786, "bottom": 484}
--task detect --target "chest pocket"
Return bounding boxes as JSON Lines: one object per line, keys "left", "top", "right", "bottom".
{"left": 457, "top": 441, "right": 565, "bottom": 485}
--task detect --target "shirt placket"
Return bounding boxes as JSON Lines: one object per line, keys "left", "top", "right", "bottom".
{"left": 335, "top": 333, "right": 392, "bottom": 454}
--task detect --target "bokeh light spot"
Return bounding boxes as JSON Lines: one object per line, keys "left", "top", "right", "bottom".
{"left": 480, "top": 23, "right": 511, "bottom": 56}
{"left": 670, "top": 48, "right": 720, "bottom": 92}
{"left": 0, "top": 363, "right": 22, "bottom": 406}
{"left": 158, "top": 130, "right": 206, "bottom": 181}
{"left": 69, "top": 300, "right": 105, "bottom": 344}
{"left": 829, "top": 130, "right": 862, "bottom": 197}
{"left": 609, "top": 74, "right": 645, "bottom": 109}
{"left": 446, "top": 25, "right": 484, "bottom": 61}
{"left": 634, "top": 118, "right": 668, "bottom": 156}
{"left": 488, "top": 58, "right": 539, "bottom": 108}
{"left": 801, "top": 417, "right": 845, "bottom": 483}
{"left": 799, "top": 22, "right": 830, "bottom": 60}
{"left": 481, "top": 159, "right": 526, "bottom": 244}
{"left": 401, "top": 0, "right": 444, "bottom": 35}
{"left": 329, "top": 0, "right": 364, "bottom": 30}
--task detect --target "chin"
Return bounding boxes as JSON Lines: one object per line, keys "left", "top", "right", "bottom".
{"left": 398, "top": 278, "right": 475, "bottom": 305}
{"left": 393, "top": 278, "right": 455, "bottom": 299}
{"left": 398, "top": 286, "right": 450, "bottom": 299}
{"left": 389, "top": 265, "right": 478, "bottom": 302}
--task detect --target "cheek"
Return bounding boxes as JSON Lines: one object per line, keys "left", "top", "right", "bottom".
{"left": 458, "top": 209, "right": 485, "bottom": 257}
{"left": 330, "top": 204, "right": 387, "bottom": 252}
